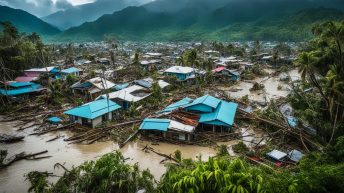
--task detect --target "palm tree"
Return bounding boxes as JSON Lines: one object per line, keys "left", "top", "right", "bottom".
{"left": 325, "top": 66, "right": 344, "bottom": 143}
{"left": 0, "top": 21, "right": 19, "bottom": 45}
{"left": 313, "top": 21, "right": 344, "bottom": 72}
{"left": 297, "top": 51, "right": 329, "bottom": 107}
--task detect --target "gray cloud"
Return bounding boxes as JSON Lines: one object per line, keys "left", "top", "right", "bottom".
{"left": 0, "top": 0, "right": 73, "bottom": 17}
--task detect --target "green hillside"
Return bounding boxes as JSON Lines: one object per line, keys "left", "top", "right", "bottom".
{"left": 0, "top": 6, "right": 60, "bottom": 36}
{"left": 61, "top": 6, "right": 344, "bottom": 42}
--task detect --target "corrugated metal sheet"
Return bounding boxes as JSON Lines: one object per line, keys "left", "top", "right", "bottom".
{"left": 139, "top": 118, "right": 170, "bottom": 131}
{"left": 98, "top": 85, "right": 151, "bottom": 102}
{"left": 169, "top": 120, "right": 194, "bottom": 133}
{"left": 267, "top": 150, "right": 287, "bottom": 161}
{"left": 161, "top": 97, "right": 193, "bottom": 113}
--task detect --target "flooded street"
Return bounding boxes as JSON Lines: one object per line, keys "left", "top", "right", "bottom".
{"left": 0, "top": 120, "right": 216, "bottom": 193}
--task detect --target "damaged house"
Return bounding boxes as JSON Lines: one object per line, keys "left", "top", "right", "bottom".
{"left": 139, "top": 95, "right": 238, "bottom": 142}
{"left": 64, "top": 99, "right": 121, "bottom": 128}
{"left": 97, "top": 85, "right": 151, "bottom": 109}
{"left": 71, "top": 77, "right": 116, "bottom": 100}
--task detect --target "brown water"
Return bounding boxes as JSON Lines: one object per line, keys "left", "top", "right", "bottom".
{"left": 0, "top": 68, "right": 292, "bottom": 193}
{"left": 225, "top": 69, "right": 300, "bottom": 103}
{"left": 0, "top": 119, "right": 216, "bottom": 193}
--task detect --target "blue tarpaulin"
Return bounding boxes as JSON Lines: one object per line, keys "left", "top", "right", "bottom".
{"left": 48, "top": 117, "right": 62, "bottom": 124}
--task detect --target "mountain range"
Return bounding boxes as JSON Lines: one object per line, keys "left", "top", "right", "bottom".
{"left": 41, "top": 0, "right": 152, "bottom": 30}
{"left": 0, "top": 5, "right": 60, "bottom": 36}
{"left": 60, "top": 0, "right": 344, "bottom": 41}
{"left": 1, "top": 0, "right": 344, "bottom": 42}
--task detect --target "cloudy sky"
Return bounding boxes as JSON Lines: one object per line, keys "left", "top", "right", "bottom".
{"left": 0, "top": 0, "right": 96, "bottom": 17}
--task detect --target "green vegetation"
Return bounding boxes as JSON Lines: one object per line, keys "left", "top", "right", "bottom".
{"left": 0, "top": 5, "right": 60, "bottom": 36}
{"left": 0, "top": 22, "right": 53, "bottom": 78}
{"left": 26, "top": 136, "right": 344, "bottom": 193}
{"left": 60, "top": 7, "right": 344, "bottom": 42}
{"left": 26, "top": 152, "right": 155, "bottom": 193}
{"left": 250, "top": 82, "right": 265, "bottom": 91}
{"left": 289, "top": 20, "right": 344, "bottom": 143}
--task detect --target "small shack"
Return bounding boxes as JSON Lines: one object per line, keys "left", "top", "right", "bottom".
{"left": 64, "top": 99, "right": 121, "bottom": 128}
{"left": 139, "top": 118, "right": 195, "bottom": 141}
{"left": 60, "top": 67, "right": 82, "bottom": 79}
{"left": 164, "top": 66, "right": 196, "bottom": 81}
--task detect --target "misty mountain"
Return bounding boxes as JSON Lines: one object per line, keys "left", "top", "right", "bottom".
{"left": 42, "top": 0, "right": 152, "bottom": 30}
{"left": 60, "top": 0, "right": 344, "bottom": 41}
{"left": 0, "top": 5, "right": 60, "bottom": 36}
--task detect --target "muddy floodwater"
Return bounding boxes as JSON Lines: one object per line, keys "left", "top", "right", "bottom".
{"left": 0, "top": 120, "right": 217, "bottom": 193}
{"left": 0, "top": 68, "right": 299, "bottom": 193}
{"left": 225, "top": 69, "right": 300, "bottom": 103}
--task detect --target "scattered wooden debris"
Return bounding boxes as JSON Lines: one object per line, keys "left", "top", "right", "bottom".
{"left": 0, "top": 150, "right": 50, "bottom": 168}
{"left": 142, "top": 145, "right": 180, "bottom": 164}
{"left": 46, "top": 135, "right": 63, "bottom": 142}
{"left": 0, "top": 134, "right": 24, "bottom": 143}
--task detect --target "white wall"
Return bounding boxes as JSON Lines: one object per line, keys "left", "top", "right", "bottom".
{"left": 92, "top": 116, "right": 103, "bottom": 128}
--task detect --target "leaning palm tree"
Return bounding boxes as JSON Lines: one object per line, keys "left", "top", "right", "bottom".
{"left": 297, "top": 51, "right": 329, "bottom": 107}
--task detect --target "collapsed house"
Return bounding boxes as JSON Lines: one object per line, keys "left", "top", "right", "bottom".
{"left": 212, "top": 67, "right": 240, "bottom": 81}
{"left": 64, "top": 99, "right": 121, "bottom": 128}
{"left": 139, "top": 95, "right": 238, "bottom": 142}
{"left": 139, "top": 118, "right": 196, "bottom": 141}
{"left": 97, "top": 85, "right": 151, "bottom": 109}
{"left": 134, "top": 77, "right": 170, "bottom": 89}
{"left": 71, "top": 77, "right": 116, "bottom": 99}
{"left": 140, "top": 60, "right": 162, "bottom": 71}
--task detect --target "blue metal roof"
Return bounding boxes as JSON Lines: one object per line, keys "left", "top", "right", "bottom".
{"left": 139, "top": 118, "right": 170, "bottom": 131}
{"left": 185, "top": 95, "right": 221, "bottom": 112}
{"left": 161, "top": 97, "right": 193, "bottom": 113}
{"left": 7, "top": 82, "right": 35, "bottom": 88}
{"left": 0, "top": 83, "right": 42, "bottom": 96}
{"left": 64, "top": 99, "right": 121, "bottom": 119}
{"left": 61, "top": 67, "right": 80, "bottom": 74}
{"left": 199, "top": 101, "right": 238, "bottom": 127}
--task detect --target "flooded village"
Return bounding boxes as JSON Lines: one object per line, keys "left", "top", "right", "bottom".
{"left": 0, "top": 40, "right": 311, "bottom": 192}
